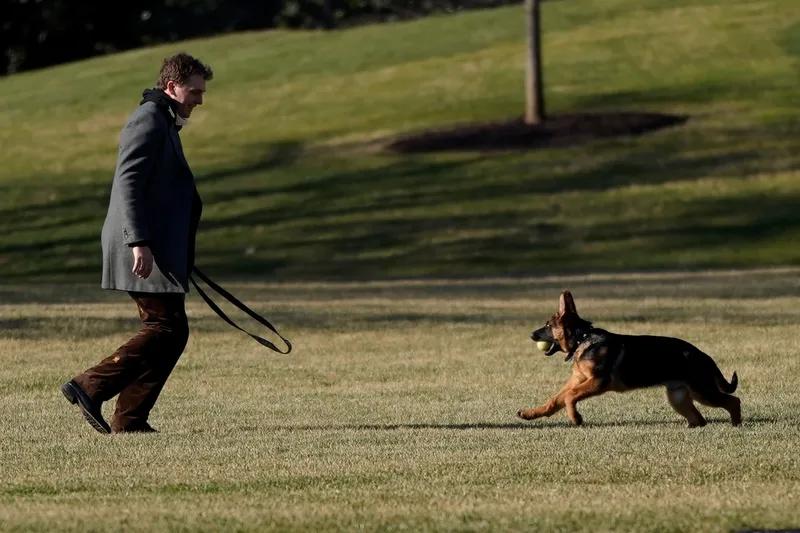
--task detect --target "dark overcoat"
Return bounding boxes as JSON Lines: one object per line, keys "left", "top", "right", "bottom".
{"left": 101, "top": 100, "right": 202, "bottom": 293}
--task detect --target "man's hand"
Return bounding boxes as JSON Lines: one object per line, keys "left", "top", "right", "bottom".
{"left": 132, "top": 246, "right": 154, "bottom": 279}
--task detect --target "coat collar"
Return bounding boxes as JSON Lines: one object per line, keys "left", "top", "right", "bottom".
{"left": 139, "top": 89, "right": 192, "bottom": 172}
{"left": 140, "top": 88, "right": 183, "bottom": 131}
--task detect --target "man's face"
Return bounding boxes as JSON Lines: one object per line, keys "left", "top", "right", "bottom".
{"left": 165, "top": 74, "right": 206, "bottom": 118}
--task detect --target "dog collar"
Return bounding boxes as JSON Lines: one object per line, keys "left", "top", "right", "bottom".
{"left": 566, "top": 330, "right": 598, "bottom": 362}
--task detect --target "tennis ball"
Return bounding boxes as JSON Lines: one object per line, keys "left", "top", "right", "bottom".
{"left": 536, "top": 340, "right": 553, "bottom": 352}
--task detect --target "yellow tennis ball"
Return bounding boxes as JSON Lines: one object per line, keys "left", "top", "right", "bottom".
{"left": 536, "top": 340, "right": 553, "bottom": 352}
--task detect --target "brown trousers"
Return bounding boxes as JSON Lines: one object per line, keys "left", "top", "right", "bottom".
{"left": 73, "top": 292, "right": 188, "bottom": 432}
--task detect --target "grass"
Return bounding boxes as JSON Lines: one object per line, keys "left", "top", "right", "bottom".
{"left": 3, "top": 2, "right": 800, "bottom": 529}
{"left": 2, "top": 271, "right": 800, "bottom": 531}
{"left": 1, "top": 0, "right": 800, "bottom": 280}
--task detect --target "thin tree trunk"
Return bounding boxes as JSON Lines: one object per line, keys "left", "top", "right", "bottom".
{"left": 524, "top": 0, "right": 545, "bottom": 125}
{"left": 322, "top": 0, "right": 335, "bottom": 29}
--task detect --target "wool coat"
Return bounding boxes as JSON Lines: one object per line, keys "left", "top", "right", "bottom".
{"left": 101, "top": 98, "right": 202, "bottom": 293}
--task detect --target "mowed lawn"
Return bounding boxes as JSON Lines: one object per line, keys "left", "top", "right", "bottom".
{"left": 2, "top": 270, "right": 800, "bottom": 531}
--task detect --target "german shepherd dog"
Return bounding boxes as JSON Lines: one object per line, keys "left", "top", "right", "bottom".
{"left": 517, "top": 291, "right": 741, "bottom": 427}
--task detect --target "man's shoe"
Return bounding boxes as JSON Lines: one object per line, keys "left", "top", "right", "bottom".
{"left": 60, "top": 380, "right": 111, "bottom": 434}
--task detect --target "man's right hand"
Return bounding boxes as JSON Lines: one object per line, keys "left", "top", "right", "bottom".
{"left": 132, "top": 246, "right": 154, "bottom": 279}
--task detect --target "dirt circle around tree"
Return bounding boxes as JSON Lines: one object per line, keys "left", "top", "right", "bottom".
{"left": 388, "top": 112, "right": 688, "bottom": 152}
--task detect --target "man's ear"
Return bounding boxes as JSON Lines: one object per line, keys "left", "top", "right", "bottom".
{"left": 164, "top": 80, "right": 177, "bottom": 98}
{"left": 558, "top": 290, "right": 577, "bottom": 316}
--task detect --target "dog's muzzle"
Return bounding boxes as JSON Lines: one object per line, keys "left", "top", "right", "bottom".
{"left": 543, "top": 342, "right": 560, "bottom": 356}
{"left": 531, "top": 331, "right": 561, "bottom": 356}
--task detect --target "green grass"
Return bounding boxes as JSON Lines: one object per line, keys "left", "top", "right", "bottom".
{"left": 1, "top": 0, "right": 799, "bottom": 280}
{"left": 2, "top": 271, "right": 800, "bottom": 531}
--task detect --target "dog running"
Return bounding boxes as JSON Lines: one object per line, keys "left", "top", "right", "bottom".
{"left": 517, "top": 291, "right": 741, "bottom": 427}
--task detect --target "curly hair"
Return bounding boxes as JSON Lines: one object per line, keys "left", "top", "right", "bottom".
{"left": 156, "top": 53, "right": 213, "bottom": 89}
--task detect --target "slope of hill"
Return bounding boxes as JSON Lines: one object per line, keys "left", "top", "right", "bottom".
{"left": 1, "top": 0, "right": 798, "bottom": 280}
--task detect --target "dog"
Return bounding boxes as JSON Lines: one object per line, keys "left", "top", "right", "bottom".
{"left": 517, "top": 291, "right": 741, "bottom": 427}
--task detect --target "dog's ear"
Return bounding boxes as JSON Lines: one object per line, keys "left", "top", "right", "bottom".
{"left": 559, "top": 290, "right": 577, "bottom": 316}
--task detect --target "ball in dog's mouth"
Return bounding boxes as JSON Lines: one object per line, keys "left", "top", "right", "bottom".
{"left": 536, "top": 340, "right": 553, "bottom": 353}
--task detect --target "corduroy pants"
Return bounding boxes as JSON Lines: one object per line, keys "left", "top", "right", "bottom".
{"left": 73, "top": 292, "right": 188, "bottom": 432}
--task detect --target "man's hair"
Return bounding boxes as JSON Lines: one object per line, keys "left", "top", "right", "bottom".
{"left": 156, "top": 53, "right": 213, "bottom": 89}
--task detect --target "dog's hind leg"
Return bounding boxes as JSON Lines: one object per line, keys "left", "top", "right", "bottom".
{"left": 689, "top": 387, "right": 742, "bottom": 427}
{"left": 666, "top": 384, "right": 707, "bottom": 428}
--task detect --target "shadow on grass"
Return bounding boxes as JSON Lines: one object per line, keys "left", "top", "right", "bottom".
{"left": 7, "top": 298, "right": 800, "bottom": 339}
{"left": 388, "top": 113, "right": 688, "bottom": 153}
{"left": 250, "top": 417, "right": 778, "bottom": 432}
{"left": 3, "top": 117, "right": 800, "bottom": 281}
{"left": 195, "top": 140, "right": 304, "bottom": 186}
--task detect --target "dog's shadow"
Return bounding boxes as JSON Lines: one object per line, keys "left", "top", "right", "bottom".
{"left": 245, "top": 416, "right": 780, "bottom": 433}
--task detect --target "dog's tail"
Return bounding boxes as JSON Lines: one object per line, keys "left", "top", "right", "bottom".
{"left": 717, "top": 370, "right": 738, "bottom": 394}
{"left": 694, "top": 348, "right": 738, "bottom": 394}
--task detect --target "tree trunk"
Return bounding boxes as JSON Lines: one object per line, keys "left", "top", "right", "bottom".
{"left": 524, "top": 0, "right": 545, "bottom": 125}
{"left": 322, "top": 0, "right": 335, "bottom": 29}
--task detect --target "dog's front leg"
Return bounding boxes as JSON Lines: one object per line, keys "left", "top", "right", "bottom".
{"left": 563, "top": 377, "right": 606, "bottom": 426}
{"left": 517, "top": 373, "right": 585, "bottom": 421}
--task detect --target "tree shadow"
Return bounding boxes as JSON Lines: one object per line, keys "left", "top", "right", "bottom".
{"left": 194, "top": 140, "right": 304, "bottom": 185}
{"left": 388, "top": 113, "right": 688, "bottom": 153}
{"left": 3, "top": 103, "right": 800, "bottom": 281}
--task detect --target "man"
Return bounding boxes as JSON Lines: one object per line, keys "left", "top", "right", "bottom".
{"left": 61, "top": 53, "right": 213, "bottom": 434}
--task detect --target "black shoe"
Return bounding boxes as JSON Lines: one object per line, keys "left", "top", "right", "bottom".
{"left": 113, "top": 422, "right": 158, "bottom": 434}
{"left": 60, "top": 380, "right": 111, "bottom": 434}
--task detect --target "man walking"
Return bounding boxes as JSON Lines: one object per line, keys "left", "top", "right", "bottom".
{"left": 61, "top": 53, "right": 213, "bottom": 434}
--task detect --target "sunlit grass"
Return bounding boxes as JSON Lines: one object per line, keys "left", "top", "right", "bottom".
{"left": 2, "top": 270, "right": 800, "bottom": 531}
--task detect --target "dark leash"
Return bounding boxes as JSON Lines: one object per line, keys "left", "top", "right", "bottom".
{"left": 189, "top": 267, "right": 292, "bottom": 354}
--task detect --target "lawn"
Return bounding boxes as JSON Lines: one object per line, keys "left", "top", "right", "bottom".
{"left": 3, "top": 1, "right": 800, "bottom": 529}
{"left": 2, "top": 270, "right": 799, "bottom": 531}
{"left": 0, "top": 0, "right": 799, "bottom": 281}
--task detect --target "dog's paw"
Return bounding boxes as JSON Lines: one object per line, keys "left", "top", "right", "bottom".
{"left": 517, "top": 408, "right": 533, "bottom": 420}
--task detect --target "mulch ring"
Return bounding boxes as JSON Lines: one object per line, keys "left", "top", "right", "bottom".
{"left": 388, "top": 112, "right": 689, "bottom": 153}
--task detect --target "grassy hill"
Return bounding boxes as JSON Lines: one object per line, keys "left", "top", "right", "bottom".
{"left": 1, "top": 0, "right": 799, "bottom": 281}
